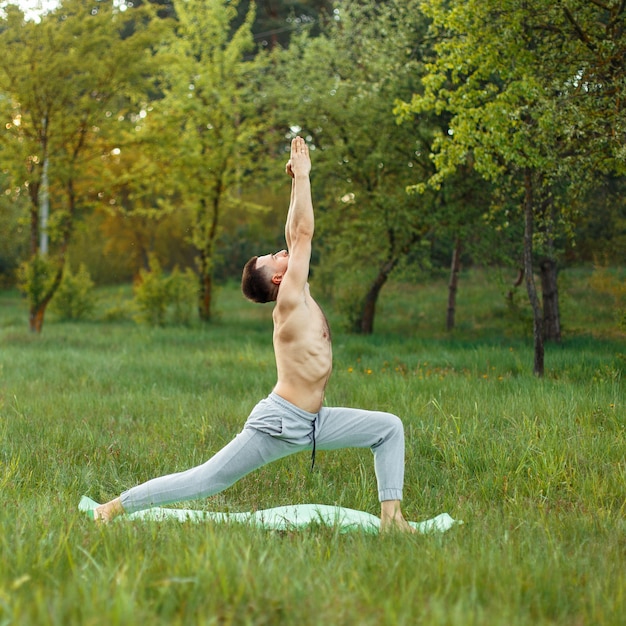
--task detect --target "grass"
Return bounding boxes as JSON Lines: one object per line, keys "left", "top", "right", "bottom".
{"left": 0, "top": 268, "right": 624, "bottom": 625}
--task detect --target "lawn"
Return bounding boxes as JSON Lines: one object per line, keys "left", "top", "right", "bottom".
{"left": 0, "top": 268, "right": 624, "bottom": 625}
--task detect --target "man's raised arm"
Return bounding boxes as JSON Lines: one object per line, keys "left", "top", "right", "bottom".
{"left": 275, "top": 137, "right": 314, "bottom": 306}
{"left": 285, "top": 170, "right": 295, "bottom": 250}
{"left": 285, "top": 137, "right": 313, "bottom": 250}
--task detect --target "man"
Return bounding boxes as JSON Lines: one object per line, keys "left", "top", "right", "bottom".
{"left": 91, "top": 137, "right": 414, "bottom": 532}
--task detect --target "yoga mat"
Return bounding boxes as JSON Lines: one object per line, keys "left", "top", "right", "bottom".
{"left": 79, "top": 496, "right": 460, "bottom": 534}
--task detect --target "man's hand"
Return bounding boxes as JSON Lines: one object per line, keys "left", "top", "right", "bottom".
{"left": 289, "top": 136, "right": 311, "bottom": 178}
{"left": 285, "top": 160, "right": 294, "bottom": 178}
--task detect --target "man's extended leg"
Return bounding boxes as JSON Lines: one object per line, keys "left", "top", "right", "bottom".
{"left": 94, "top": 424, "right": 298, "bottom": 522}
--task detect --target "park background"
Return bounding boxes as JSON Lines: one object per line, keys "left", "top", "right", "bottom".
{"left": 1, "top": 0, "right": 625, "bottom": 625}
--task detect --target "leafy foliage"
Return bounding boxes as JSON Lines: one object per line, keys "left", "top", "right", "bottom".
{"left": 0, "top": 174, "right": 29, "bottom": 287}
{"left": 16, "top": 255, "right": 56, "bottom": 311}
{"left": 147, "top": 0, "right": 273, "bottom": 321}
{"left": 0, "top": 0, "right": 624, "bottom": 349}
{"left": 50, "top": 263, "right": 97, "bottom": 321}
{"left": 133, "top": 254, "right": 197, "bottom": 326}
{"left": 0, "top": 0, "right": 167, "bottom": 330}
{"left": 395, "top": 0, "right": 626, "bottom": 371}
{"left": 398, "top": 0, "right": 626, "bottom": 186}
{"left": 235, "top": 0, "right": 334, "bottom": 49}
{"left": 276, "top": 0, "right": 437, "bottom": 332}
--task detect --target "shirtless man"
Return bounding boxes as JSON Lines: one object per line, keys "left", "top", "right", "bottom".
{"left": 92, "top": 136, "right": 414, "bottom": 532}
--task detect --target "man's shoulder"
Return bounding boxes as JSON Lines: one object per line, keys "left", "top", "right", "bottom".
{"left": 275, "top": 285, "right": 306, "bottom": 314}
{"left": 275, "top": 283, "right": 317, "bottom": 323}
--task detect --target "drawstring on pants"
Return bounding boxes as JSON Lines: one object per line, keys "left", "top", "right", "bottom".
{"left": 310, "top": 417, "right": 317, "bottom": 471}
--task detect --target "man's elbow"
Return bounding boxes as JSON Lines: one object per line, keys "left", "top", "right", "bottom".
{"left": 292, "top": 225, "right": 314, "bottom": 241}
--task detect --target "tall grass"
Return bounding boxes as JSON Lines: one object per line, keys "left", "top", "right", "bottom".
{"left": 0, "top": 269, "right": 624, "bottom": 625}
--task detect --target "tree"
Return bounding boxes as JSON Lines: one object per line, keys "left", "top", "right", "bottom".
{"left": 277, "top": 0, "right": 436, "bottom": 334}
{"left": 93, "top": 111, "right": 196, "bottom": 279}
{"left": 0, "top": 167, "right": 29, "bottom": 287}
{"left": 152, "top": 0, "right": 270, "bottom": 321}
{"left": 396, "top": 0, "right": 626, "bottom": 374}
{"left": 235, "top": 0, "right": 333, "bottom": 49}
{"left": 435, "top": 165, "right": 494, "bottom": 332}
{"left": 0, "top": 0, "right": 164, "bottom": 331}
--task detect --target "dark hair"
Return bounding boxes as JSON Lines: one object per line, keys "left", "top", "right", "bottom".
{"left": 241, "top": 256, "right": 278, "bottom": 303}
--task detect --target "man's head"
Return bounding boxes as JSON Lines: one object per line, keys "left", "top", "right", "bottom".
{"left": 241, "top": 250, "right": 289, "bottom": 303}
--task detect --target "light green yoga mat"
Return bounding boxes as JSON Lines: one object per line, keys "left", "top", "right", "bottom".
{"left": 79, "top": 496, "right": 460, "bottom": 534}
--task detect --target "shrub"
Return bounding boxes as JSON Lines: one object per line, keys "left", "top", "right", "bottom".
{"left": 102, "top": 291, "right": 136, "bottom": 322}
{"left": 133, "top": 254, "right": 197, "bottom": 326}
{"left": 50, "top": 263, "right": 97, "bottom": 321}
{"left": 168, "top": 267, "right": 197, "bottom": 326}
{"left": 133, "top": 255, "right": 170, "bottom": 326}
{"left": 17, "top": 255, "right": 57, "bottom": 310}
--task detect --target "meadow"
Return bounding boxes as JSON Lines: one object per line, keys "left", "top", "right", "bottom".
{"left": 0, "top": 268, "right": 624, "bottom": 625}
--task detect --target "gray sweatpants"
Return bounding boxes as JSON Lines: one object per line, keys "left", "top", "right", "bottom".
{"left": 120, "top": 392, "right": 405, "bottom": 514}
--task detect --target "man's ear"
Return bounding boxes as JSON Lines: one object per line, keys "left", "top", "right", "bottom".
{"left": 271, "top": 272, "right": 283, "bottom": 285}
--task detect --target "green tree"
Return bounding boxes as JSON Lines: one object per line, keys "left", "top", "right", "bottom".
{"left": 152, "top": 0, "right": 270, "bottom": 321}
{"left": 242, "top": 0, "right": 333, "bottom": 49}
{"left": 434, "top": 166, "right": 495, "bottom": 331}
{"left": 0, "top": 0, "right": 164, "bottom": 331}
{"left": 396, "top": 0, "right": 626, "bottom": 374}
{"left": 94, "top": 113, "right": 192, "bottom": 279}
{"left": 0, "top": 168, "right": 29, "bottom": 287}
{"left": 278, "top": 0, "right": 436, "bottom": 334}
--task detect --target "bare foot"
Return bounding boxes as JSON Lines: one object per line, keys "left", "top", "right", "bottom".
{"left": 93, "top": 497, "right": 125, "bottom": 524}
{"left": 380, "top": 515, "right": 417, "bottom": 534}
{"left": 380, "top": 500, "right": 417, "bottom": 534}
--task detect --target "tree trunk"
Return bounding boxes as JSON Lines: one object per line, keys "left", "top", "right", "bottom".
{"left": 356, "top": 228, "right": 422, "bottom": 334}
{"left": 358, "top": 257, "right": 399, "bottom": 334}
{"left": 28, "top": 262, "right": 64, "bottom": 333}
{"left": 199, "top": 270, "right": 213, "bottom": 322}
{"left": 446, "top": 238, "right": 462, "bottom": 331}
{"left": 540, "top": 257, "right": 561, "bottom": 343}
{"left": 26, "top": 179, "right": 74, "bottom": 332}
{"left": 523, "top": 168, "right": 544, "bottom": 377}
{"left": 29, "top": 203, "right": 40, "bottom": 257}
{"left": 359, "top": 277, "right": 385, "bottom": 335}
{"left": 538, "top": 199, "right": 561, "bottom": 343}
{"left": 197, "top": 243, "right": 213, "bottom": 322}
{"left": 29, "top": 305, "right": 46, "bottom": 333}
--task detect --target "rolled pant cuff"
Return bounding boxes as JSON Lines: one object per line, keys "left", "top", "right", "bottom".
{"left": 379, "top": 488, "right": 403, "bottom": 502}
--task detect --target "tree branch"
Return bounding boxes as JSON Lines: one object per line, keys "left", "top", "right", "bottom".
{"left": 608, "top": 0, "right": 626, "bottom": 29}
{"left": 586, "top": 0, "right": 611, "bottom": 11}
{"left": 562, "top": 5, "right": 597, "bottom": 53}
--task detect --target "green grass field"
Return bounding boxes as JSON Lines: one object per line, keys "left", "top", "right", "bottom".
{"left": 1, "top": 268, "right": 624, "bottom": 625}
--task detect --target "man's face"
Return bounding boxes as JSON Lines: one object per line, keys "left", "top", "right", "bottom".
{"left": 256, "top": 250, "right": 289, "bottom": 281}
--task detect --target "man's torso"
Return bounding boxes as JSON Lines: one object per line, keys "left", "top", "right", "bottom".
{"left": 272, "top": 284, "right": 332, "bottom": 413}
